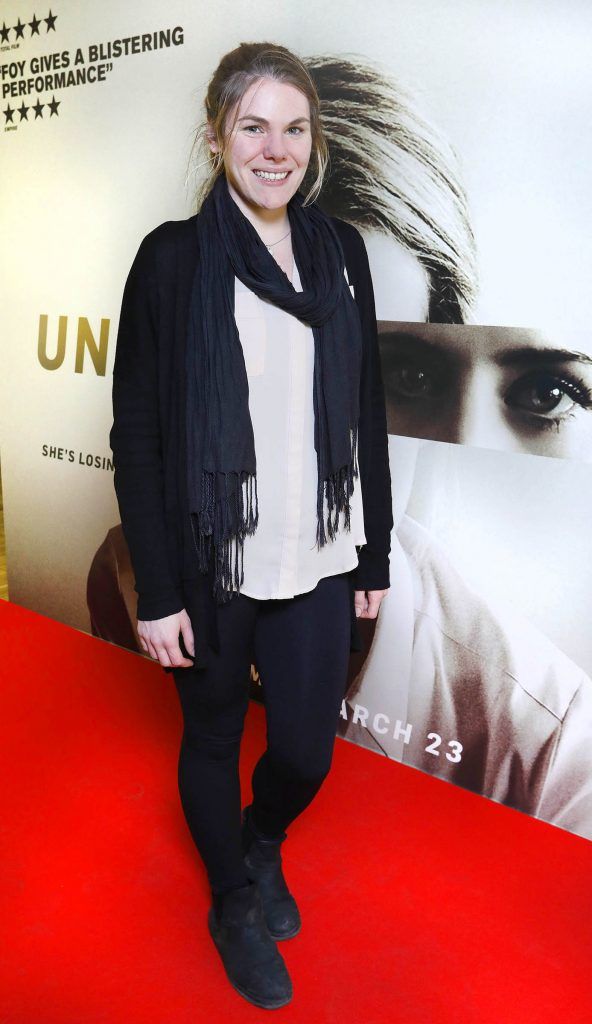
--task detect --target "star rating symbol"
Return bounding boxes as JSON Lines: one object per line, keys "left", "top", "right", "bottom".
{"left": 1, "top": 8, "right": 62, "bottom": 129}
{"left": 3, "top": 96, "right": 59, "bottom": 125}
{"left": 0, "top": 11, "right": 58, "bottom": 41}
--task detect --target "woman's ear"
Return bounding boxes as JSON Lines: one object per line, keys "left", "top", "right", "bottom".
{"left": 205, "top": 122, "right": 219, "bottom": 155}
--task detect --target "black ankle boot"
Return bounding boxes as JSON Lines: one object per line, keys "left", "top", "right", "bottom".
{"left": 241, "top": 804, "right": 302, "bottom": 940}
{"left": 207, "top": 879, "right": 293, "bottom": 1008}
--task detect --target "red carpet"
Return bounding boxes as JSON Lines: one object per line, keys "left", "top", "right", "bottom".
{"left": 1, "top": 598, "right": 590, "bottom": 1023}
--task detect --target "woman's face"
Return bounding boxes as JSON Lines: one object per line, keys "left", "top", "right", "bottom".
{"left": 362, "top": 230, "right": 592, "bottom": 461}
{"left": 209, "top": 77, "right": 313, "bottom": 216}
{"left": 378, "top": 320, "right": 592, "bottom": 461}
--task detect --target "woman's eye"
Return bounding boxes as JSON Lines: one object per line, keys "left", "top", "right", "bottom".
{"left": 382, "top": 359, "right": 446, "bottom": 401}
{"left": 242, "top": 125, "right": 303, "bottom": 135}
{"left": 504, "top": 370, "right": 592, "bottom": 428}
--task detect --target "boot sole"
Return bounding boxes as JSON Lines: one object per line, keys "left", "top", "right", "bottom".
{"left": 207, "top": 909, "right": 293, "bottom": 1009}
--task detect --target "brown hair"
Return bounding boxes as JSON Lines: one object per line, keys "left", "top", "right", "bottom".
{"left": 190, "top": 42, "right": 329, "bottom": 210}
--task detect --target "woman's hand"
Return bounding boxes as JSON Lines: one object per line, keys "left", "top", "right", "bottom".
{"left": 137, "top": 608, "right": 195, "bottom": 668}
{"left": 354, "top": 588, "right": 389, "bottom": 619}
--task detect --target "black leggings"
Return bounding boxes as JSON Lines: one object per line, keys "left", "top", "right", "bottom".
{"left": 172, "top": 571, "right": 351, "bottom": 896}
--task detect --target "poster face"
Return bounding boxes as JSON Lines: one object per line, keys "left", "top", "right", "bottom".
{"left": 376, "top": 323, "right": 592, "bottom": 461}
{"left": 337, "top": 435, "right": 592, "bottom": 841}
{"left": 1, "top": 0, "right": 591, "bottom": 840}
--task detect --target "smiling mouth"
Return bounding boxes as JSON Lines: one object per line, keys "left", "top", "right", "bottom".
{"left": 252, "top": 169, "right": 292, "bottom": 181}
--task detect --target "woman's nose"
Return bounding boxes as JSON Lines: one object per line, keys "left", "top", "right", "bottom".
{"left": 453, "top": 370, "right": 516, "bottom": 451}
{"left": 262, "top": 132, "right": 288, "bottom": 160}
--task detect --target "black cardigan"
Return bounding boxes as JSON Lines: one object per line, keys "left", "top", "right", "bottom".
{"left": 109, "top": 212, "right": 393, "bottom": 668}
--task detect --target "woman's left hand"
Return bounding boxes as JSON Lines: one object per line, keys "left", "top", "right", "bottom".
{"left": 354, "top": 588, "right": 389, "bottom": 619}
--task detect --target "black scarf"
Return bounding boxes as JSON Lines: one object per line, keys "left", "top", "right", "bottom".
{"left": 186, "top": 173, "right": 363, "bottom": 603}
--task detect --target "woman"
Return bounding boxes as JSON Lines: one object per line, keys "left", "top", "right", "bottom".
{"left": 94, "top": 49, "right": 476, "bottom": 655}
{"left": 109, "top": 42, "right": 392, "bottom": 1010}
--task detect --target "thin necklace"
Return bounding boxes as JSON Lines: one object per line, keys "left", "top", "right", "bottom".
{"left": 264, "top": 228, "right": 291, "bottom": 251}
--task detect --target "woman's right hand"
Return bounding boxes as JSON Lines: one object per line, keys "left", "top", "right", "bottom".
{"left": 137, "top": 608, "right": 195, "bottom": 668}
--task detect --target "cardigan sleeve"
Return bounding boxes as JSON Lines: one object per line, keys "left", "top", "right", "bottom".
{"left": 347, "top": 227, "right": 394, "bottom": 591}
{"left": 108, "top": 233, "right": 185, "bottom": 622}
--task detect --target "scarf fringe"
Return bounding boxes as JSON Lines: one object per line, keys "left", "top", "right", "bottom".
{"left": 315, "top": 424, "right": 360, "bottom": 548}
{"left": 189, "top": 468, "right": 259, "bottom": 603}
{"left": 189, "top": 424, "right": 360, "bottom": 602}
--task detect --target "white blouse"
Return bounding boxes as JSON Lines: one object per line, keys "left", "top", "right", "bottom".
{"left": 230, "top": 260, "right": 367, "bottom": 600}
